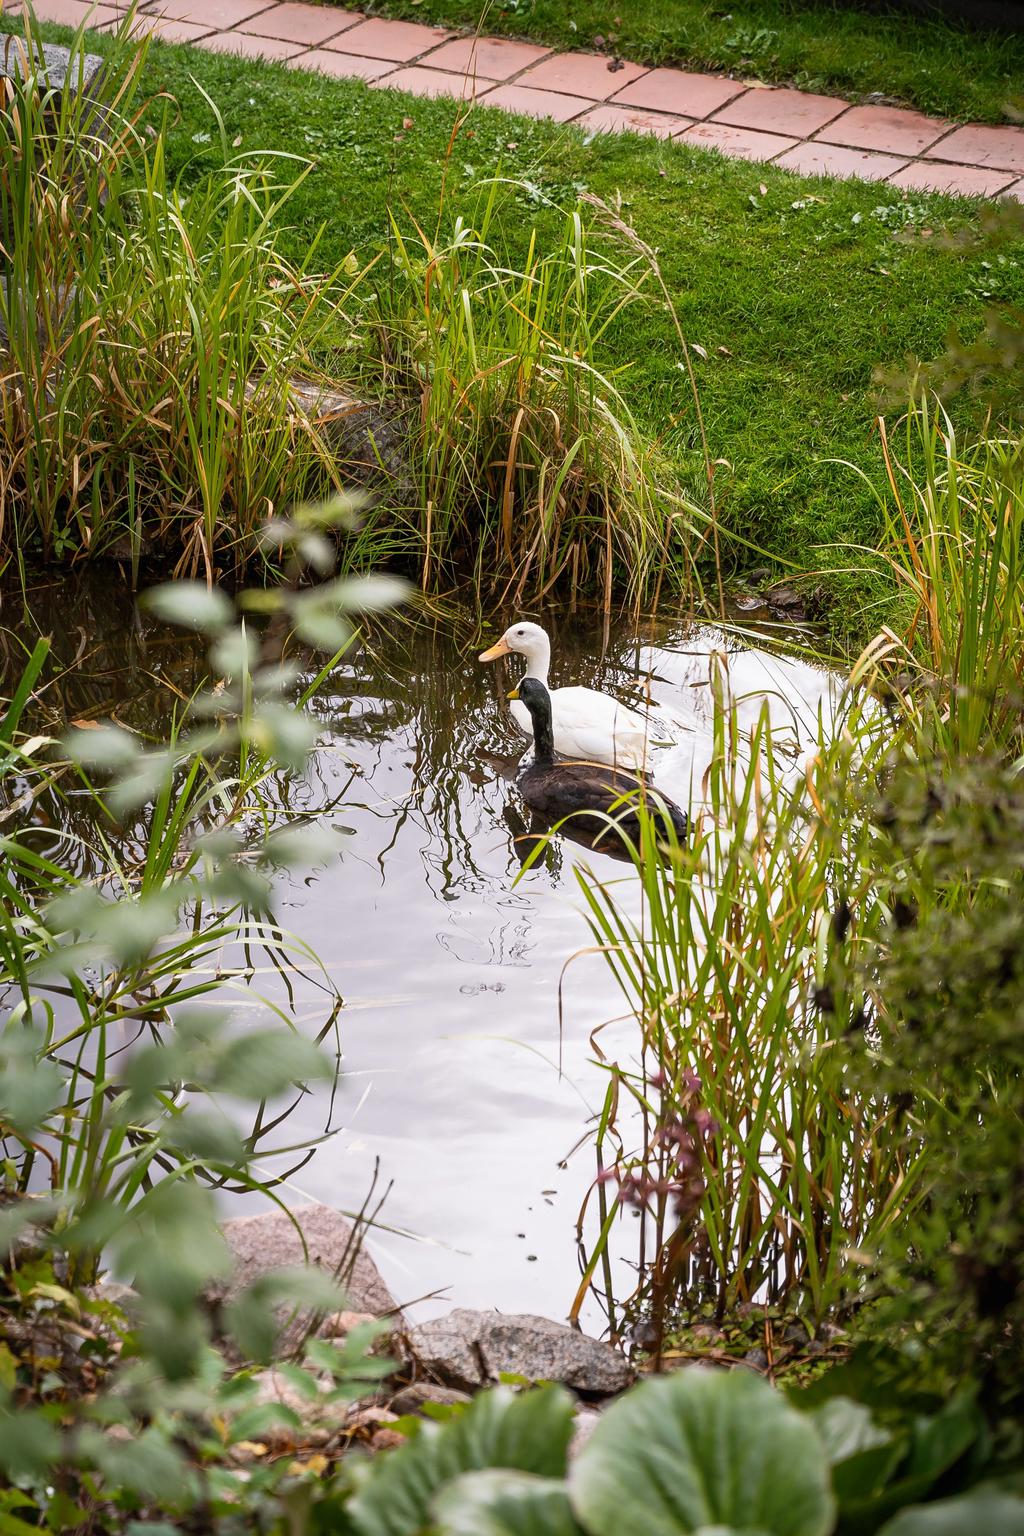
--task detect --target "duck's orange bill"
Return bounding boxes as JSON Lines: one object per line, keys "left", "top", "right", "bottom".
{"left": 479, "top": 637, "right": 512, "bottom": 662}
{"left": 507, "top": 688, "right": 520, "bottom": 700}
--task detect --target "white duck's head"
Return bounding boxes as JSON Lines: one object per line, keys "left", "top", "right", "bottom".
{"left": 478, "top": 621, "right": 551, "bottom": 680}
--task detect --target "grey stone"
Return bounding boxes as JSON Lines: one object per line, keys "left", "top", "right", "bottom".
{"left": 389, "top": 1381, "right": 472, "bottom": 1415}
{"left": 0, "top": 34, "right": 105, "bottom": 365}
{"left": 766, "top": 584, "right": 805, "bottom": 613}
{"left": 242, "top": 1366, "right": 352, "bottom": 1451}
{"left": 245, "top": 373, "right": 413, "bottom": 504}
{"left": 319, "top": 1308, "right": 381, "bottom": 1339}
{"left": 0, "top": 37, "right": 110, "bottom": 235}
{"left": 568, "top": 1407, "right": 603, "bottom": 1459}
{"left": 401, "top": 1309, "right": 634, "bottom": 1397}
{"left": 82, "top": 1280, "right": 140, "bottom": 1313}
{"left": 0, "top": 38, "right": 106, "bottom": 104}
{"left": 0, "top": 276, "right": 77, "bottom": 363}
{"left": 689, "top": 1322, "right": 725, "bottom": 1342}
{"left": 208, "top": 1202, "right": 400, "bottom": 1351}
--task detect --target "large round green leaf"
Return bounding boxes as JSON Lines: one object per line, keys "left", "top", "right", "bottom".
{"left": 877, "top": 1491, "right": 1024, "bottom": 1535}
{"left": 348, "top": 1384, "right": 574, "bottom": 1536}
{"left": 432, "top": 1470, "right": 583, "bottom": 1536}
{"left": 570, "top": 1368, "right": 835, "bottom": 1536}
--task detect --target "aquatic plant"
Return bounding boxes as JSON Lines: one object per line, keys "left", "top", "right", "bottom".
{"left": 569, "top": 406, "right": 1024, "bottom": 1355}
{"left": 842, "top": 399, "right": 1024, "bottom": 759}
{"left": 0, "top": 10, "right": 712, "bottom": 610}
{"left": 0, "top": 9, "right": 355, "bottom": 577}
{"left": 368, "top": 182, "right": 710, "bottom": 609}
{"left": 569, "top": 662, "right": 917, "bottom": 1336}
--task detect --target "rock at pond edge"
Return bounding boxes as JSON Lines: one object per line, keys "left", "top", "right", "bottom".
{"left": 207, "top": 1202, "right": 400, "bottom": 1339}
{"left": 400, "top": 1309, "right": 634, "bottom": 1396}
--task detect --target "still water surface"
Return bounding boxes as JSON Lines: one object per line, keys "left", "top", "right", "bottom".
{"left": 6, "top": 576, "right": 843, "bottom": 1329}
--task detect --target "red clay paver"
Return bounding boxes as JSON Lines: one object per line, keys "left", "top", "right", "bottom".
{"left": 201, "top": 29, "right": 304, "bottom": 60}
{"left": 20, "top": 0, "right": 1014, "bottom": 202}
{"left": 888, "top": 161, "right": 1017, "bottom": 197}
{"left": 477, "top": 83, "right": 586, "bottom": 123}
{"left": 577, "top": 103, "right": 694, "bottom": 139}
{"left": 775, "top": 141, "right": 908, "bottom": 182}
{"left": 610, "top": 67, "right": 743, "bottom": 120}
{"left": 516, "top": 50, "right": 647, "bottom": 101}
{"left": 422, "top": 35, "right": 551, "bottom": 82}
{"left": 139, "top": 15, "right": 218, "bottom": 40}
{"left": 142, "top": 0, "right": 273, "bottom": 26}
{"left": 925, "top": 123, "right": 1024, "bottom": 173}
{"left": 713, "top": 85, "right": 848, "bottom": 138}
{"left": 374, "top": 64, "right": 478, "bottom": 100}
{"left": 26, "top": 0, "right": 120, "bottom": 25}
{"left": 298, "top": 48, "right": 394, "bottom": 81}
{"left": 817, "top": 103, "right": 949, "bottom": 156}
{"left": 677, "top": 119, "right": 797, "bottom": 163}
{"left": 238, "top": 3, "right": 360, "bottom": 46}
{"left": 329, "top": 17, "right": 451, "bottom": 62}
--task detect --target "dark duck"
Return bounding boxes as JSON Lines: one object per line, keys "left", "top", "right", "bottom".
{"left": 509, "top": 677, "right": 689, "bottom": 852}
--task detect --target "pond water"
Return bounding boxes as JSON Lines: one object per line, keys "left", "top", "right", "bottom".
{"left": 4, "top": 574, "right": 844, "bottom": 1332}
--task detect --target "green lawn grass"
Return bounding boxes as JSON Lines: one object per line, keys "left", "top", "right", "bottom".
{"left": 13, "top": 20, "right": 1024, "bottom": 636}
{"left": 318, "top": 0, "right": 1024, "bottom": 125}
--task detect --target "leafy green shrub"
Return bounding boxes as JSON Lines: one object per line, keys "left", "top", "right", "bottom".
{"left": 876, "top": 202, "right": 1024, "bottom": 420}
{"left": 839, "top": 744, "right": 1024, "bottom": 1417}
{"left": 324, "top": 1368, "right": 1023, "bottom": 1536}
{"left": 0, "top": 498, "right": 406, "bottom": 1521}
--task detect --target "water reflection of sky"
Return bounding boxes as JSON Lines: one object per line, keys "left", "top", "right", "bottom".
{"left": 2, "top": 579, "right": 844, "bottom": 1328}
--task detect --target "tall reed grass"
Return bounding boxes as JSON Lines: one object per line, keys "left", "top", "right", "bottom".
{"left": 371, "top": 185, "right": 708, "bottom": 608}
{"left": 2, "top": 10, "right": 715, "bottom": 606}
{"left": 573, "top": 407, "right": 1024, "bottom": 1340}
{"left": 846, "top": 400, "right": 1024, "bottom": 758}
{"left": 572, "top": 666, "right": 925, "bottom": 1337}
{"left": 0, "top": 11, "right": 352, "bottom": 577}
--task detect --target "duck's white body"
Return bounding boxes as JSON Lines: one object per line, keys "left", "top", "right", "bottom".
{"left": 479, "top": 622, "right": 674, "bottom": 771}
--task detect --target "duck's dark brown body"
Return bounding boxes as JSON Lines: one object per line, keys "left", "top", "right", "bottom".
{"left": 512, "top": 678, "right": 689, "bottom": 848}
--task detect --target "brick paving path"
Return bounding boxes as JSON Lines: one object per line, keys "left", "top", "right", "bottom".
{"left": 18, "top": 0, "right": 1024, "bottom": 198}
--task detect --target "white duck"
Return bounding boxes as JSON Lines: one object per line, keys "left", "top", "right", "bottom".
{"left": 478, "top": 621, "right": 674, "bottom": 771}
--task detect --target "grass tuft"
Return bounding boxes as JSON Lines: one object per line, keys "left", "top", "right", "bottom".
{"left": 367, "top": 180, "right": 712, "bottom": 605}
{"left": 0, "top": 11, "right": 355, "bottom": 577}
